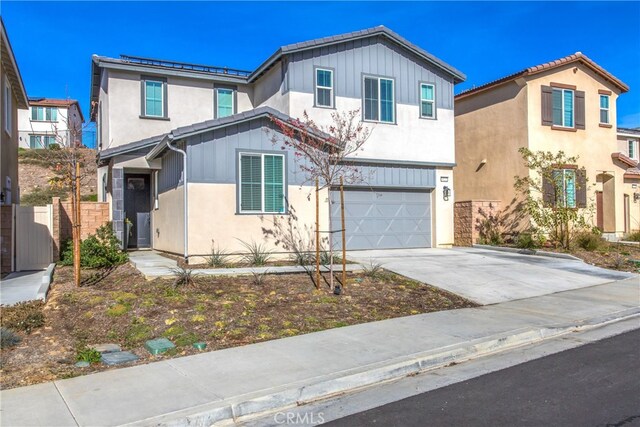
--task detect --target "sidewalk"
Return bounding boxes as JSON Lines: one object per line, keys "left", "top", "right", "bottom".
{"left": 0, "top": 264, "right": 54, "bottom": 306}
{"left": 1, "top": 277, "right": 638, "bottom": 426}
{"left": 128, "top": 250, "right": 363, "bottom": 279}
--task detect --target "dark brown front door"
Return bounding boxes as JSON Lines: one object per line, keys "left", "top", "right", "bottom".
{"left": 596, "top": 191, "right": 603, "bottom": 231}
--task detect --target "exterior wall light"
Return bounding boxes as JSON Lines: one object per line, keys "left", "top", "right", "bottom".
{"left": 443, "top": 186, "right": 451, "bottom": 201}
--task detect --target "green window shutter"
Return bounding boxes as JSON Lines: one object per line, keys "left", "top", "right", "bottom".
{"left": 263, "top": 155, "right": 284, "bottom": 213}
{"left": 240, "top": 155, "right": 262, "bottom": 211}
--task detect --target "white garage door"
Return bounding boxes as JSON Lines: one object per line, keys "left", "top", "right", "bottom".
{"left": 330, "top": 188, "right": 432, "bottom": 250}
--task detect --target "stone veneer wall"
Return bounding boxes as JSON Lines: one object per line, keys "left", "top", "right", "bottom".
{"left": 52, "top": 197, "right": 110, "bottom": 261}
{"left": 0, "top": 205, "right": 14, "bottom": 274}
{"left": 454, "top": 200, "right": 502, "bottom": 246}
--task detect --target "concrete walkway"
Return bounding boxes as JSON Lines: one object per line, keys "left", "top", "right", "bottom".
{"left": 347, "top": 247, "right": 637, "bottom": 305}
{"left": 129, "top": 250, "right": 362, "bottom": 279}
{"left": 0, "top": 265, "right": 53, "bottom": 306}
{"left": 1, "top": 277, "right": 638, "bottom": 426}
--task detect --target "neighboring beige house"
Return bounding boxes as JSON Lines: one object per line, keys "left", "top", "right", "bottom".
{"left": 90, "top": 26, "right": 466, "bottom": 260}
{"left": 454, "top": 52, "right": 637, "bottom": 244}
{"left": 0, "top": 18, "right": 29, "bottom": 273}
{"left": 18, "top": 98, "right": 84, "bottom": 148}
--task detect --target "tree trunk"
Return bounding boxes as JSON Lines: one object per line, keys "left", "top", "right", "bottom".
{"left": 327, "top": 195, "right": 334, "bottom": 290}
{"left": 315, "top": 178, "right": 320, "bottom": 289}
{"left": 340, "top": 177, "right": 346, "bottom": 290}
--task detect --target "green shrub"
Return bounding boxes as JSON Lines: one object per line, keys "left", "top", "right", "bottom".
{"left": 20, "top": 186, "right": 68, "bottom": 206}
{"left": 238, "top": 240, "right": 273, "bottom": 266}
{"left": 624, "top": 231, "right": 640, "bottom": 242}
{"left": 574, "top": 231, "right": 603, "bottom": 251}
{"left": 61, "top": 222, "right": 128, "bottom": 268}
{"left": 1, "top": 301, "right": 45, "bottom": 333}
{"left": 171, "top": 266, "right": 198, "bottom": 287}
{"left": 319, "top": 251, "right": 342, "bottom": 266}
{"left": 0, "top": 327, "right": 22, "bottom": 349}
{"left": 76, "top": 346, "right": 102, "bottom": 364}
{"left": 80, "top": 193, "right": 98, "bottom": 202}
{"left": 515, "top": 232, "right": 544, "bottom": 249}
{"left": 207, "top": 240, "right": 230, "bottom": 268}
{"left": 362, "top": 261, "right": 384, "bottom": 279}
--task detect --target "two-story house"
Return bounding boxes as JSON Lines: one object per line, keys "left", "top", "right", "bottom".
{"left": 90, "top": 26, "right": 465, "bottom": 261}
{"left": 1, "top": 18, "right": 29, "bottom": 273}
{"left": 454, "top": 53, "right": 637, "bottom": 243}
{"left": 18, "top": 98, "right": 84, "bottom": 149}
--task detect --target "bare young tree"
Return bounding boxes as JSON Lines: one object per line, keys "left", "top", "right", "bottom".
{"left": 269, "top": 110, "right": 372, "bottom": 289}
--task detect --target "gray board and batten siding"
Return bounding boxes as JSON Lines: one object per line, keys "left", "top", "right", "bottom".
{"left": 156, "top": 117, "right": 436, "bottom": 193}
{"left": 283, "top": 35, "right": 455, "bottom": 110}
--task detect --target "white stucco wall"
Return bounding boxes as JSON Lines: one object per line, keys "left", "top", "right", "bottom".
{"left": 287, "top": 92, "right": 455, "bottom": 164}
{"left": 18, "top": 105, "right": 82, "bottom": 148}
{"left": 253, "top": 62, "right": 289, "bottom": 113}
{"left": 152, "top": 185, "right": 185, "bottom": 254}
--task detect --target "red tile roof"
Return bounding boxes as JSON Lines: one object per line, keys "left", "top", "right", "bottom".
{"left": 624, "top": 168, "right": 640, "bottom": 180}
{"left": 612, "top": 152, "right": 639, "bottom": 168}
{"left": 28, "top": 98, "right": 84, "bottom": 122}
{"left": 456, "top": 52, "right": 629, "bottom": 101}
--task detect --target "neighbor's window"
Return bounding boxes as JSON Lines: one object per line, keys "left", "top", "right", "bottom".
{"left": 4, "top": 77, "right": 11, "bottom": 134}
{"left": 553, "top": 169, "right": 576, "bottom": 208}
{"left": 315, "top": 68, "right": 333, "bottom": 108}
{"left": 552, "top": 88, "right": 574, "bottom": 127}
{"left": 31, "top": 107, "right": 58, "bottom": 121}
{"left": 363, "top": 76, "right": 394, "bottom": 123}
{"left": 216, "top": 88, "right": 234, "bottom": 118}
{"left": 239, "top": 153, "right": 285, "bottom": 214}
{"left": 629, "top": 140, "right": 638, "bottom": 160}
{"left": 29, "top": 135, "right": 56, "bottom": 149}
{"left": 599, "top": 95, "right": 610, "bottom": 124}
{"left": 420, "top": 83, "right": 435, "bottom": 119}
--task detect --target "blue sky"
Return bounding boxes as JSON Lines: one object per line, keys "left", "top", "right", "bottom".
{"left": 2, "top": 1, "right": 639, "bottom": 147}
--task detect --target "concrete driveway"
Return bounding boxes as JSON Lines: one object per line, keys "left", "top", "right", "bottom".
{"left": 347, "top": 247, "right": 638, "bottom": 305}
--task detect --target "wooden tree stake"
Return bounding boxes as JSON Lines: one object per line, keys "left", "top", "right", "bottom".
{"left": 315, "top": 178, "right": 320, "bottom": 289}
{"left": 340, "top": 176, "right": 346, "bottom": 289}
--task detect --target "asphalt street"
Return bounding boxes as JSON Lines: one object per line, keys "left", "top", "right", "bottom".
{"left": 327, "top": 329, "right": 640, "bottom": 427}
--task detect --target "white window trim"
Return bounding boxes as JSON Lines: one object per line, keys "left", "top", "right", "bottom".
{"left": 315, "top": 68, "right": 334, "bottom": 108}
{"left": 419, "top": 83, "right": 436, "bottom": 119}
{"left": 30, "top": 106, "right": 58, "bottom": 122}
{"left": 4, "top": 77, "right": 11, "bottom": 135}
{"left": 216, "top": 88, "right": 235, "bottom": 118}
{"left": 363, "top": 76, "right": 395, "bottom": 124}
{"left": 238, "top": 152, "right": 286, "bottom": 214}
{"left": 553, "top": 88, "right": 575, "bottom": 128}
{"left": 629, "top": 139, "right": 638, "bottom": 160}
{"left": 144, "top": 80, "right": 164, "bottom": 117}
{"left": 600, "top": 94, "right": 610, "bottom": 124}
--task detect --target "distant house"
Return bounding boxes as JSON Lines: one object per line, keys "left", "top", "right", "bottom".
{"left": 18, "top": 98, "right": 84, "bottom": 149}
{"left": 1, "top": 18, "right": 28, "bottom": 273}
{"left": 90, "top": 26, "right": 466, "bottom": 260}
{"left": 454, "top": 52, "right": 638, "bottom": 243}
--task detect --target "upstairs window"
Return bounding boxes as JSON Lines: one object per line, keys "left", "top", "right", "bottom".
{"left": 629, "top": 140, "right": 638, "bottom": 160}
{"left": 141, "top": 76, "right": 167, "bottom": 119}
{"left": 239, "top": 153, "right": 285, "bottom": 214}
{"left": 599, "top": 95, "right": 610, "bottom": 124}
{"left": 420, "top": 83, "right": 436, "bottom": 119}
{"left": 215, "top": 87, "right": 235, "bottom": 118}
{"left": 552, "top": 88, "right": 574, "bottom": 128}
{"left": 363, "top": 76, "right": 394, "bottom": 123}
{"left": 31, "top": 106, "right": 58, "bottom": 121}
{"left": 315, "top": 68, "right": 334, "bottom": 108}
{"left": 4, "top": 77, "right": 11, "bottom": 134}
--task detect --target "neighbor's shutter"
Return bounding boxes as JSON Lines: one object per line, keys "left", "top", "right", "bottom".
{"left": 576, "top": 168, "right": 587, "bottom": 208}
{"left": 575, "top": 90, "right": 586, "bottom": 130}
{"left": 541, "top": 86, "right": 553, "bottom": 126}
{"left": 542, "top": 169, "right": 555, "bottom": 207}
{"left": 240, "top": 155, "right": 262, "bottom": 211}
{"left": 263, "top": 155, "right": 284, "bottom": 213}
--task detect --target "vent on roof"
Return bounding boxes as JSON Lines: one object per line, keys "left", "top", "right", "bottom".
{"left": 119, "top": 54, "right": 251, "bottom": 77}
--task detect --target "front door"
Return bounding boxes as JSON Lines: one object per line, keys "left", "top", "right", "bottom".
{"left": 596, "top": 191, "right": 603, "bottom": 231}
{"left": 124, "top": 174, "right": 151, "bottom": 248}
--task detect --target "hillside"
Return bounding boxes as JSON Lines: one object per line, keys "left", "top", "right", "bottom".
{"left": 18, "top": 148, "right": 98, "bottom": 206}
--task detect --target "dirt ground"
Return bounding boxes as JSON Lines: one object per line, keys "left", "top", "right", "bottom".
{"left": 0, "top": 264, "right": 475, "bottom": 390}
{"left": 546, "top": 242, "right": 640, "bottom": 273}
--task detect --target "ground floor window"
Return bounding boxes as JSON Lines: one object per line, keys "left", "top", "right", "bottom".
{"left": 239, "top": 152, "right": 285, "bottom": 214}
{"left": 552, "top": 169, "right": 576, "bottom": 208}
{"left": 29, "top": 135, "right": 56, "bottom": 149}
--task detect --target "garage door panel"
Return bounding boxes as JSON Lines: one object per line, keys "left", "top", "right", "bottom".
{"left": 331, "top": 189, "right": 431, "bottom": 250}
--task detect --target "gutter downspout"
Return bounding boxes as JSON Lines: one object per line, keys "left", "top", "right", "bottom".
{"left": 166, "top": 138, "right": 189, "bottom": 263}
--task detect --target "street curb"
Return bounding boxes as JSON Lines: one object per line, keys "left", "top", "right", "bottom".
{"left": 128, "top": 308, "right": 640, "bottom": 427}
{"left": 36, "top": 263, "right": 55, "bottom": 302}
{"left": 472, "top": 244, "right": 582, "bottom": 261}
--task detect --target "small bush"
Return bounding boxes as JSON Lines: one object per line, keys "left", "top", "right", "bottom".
{"left": 1, "top": 301, "right": 45, "bottom": 333}
{"left": 624, "top": 231, "right": 640, "bottom": 242}
{"left": 319, "top": 251, "right": 342, "bottom": 266}
{"left": 251, "top": 270, "right": 269, "bottom": 286}
{"left": 61, "top": 222, "right": 128, "bottom": 268}
{"left": 207, "top": 240, "right": 230, "bottom": 268}
{"left": 0, "top": 327, "right": 22, "bottom": 349}
{"left": 362, "top": 261, "right": 384, "bottom": 279}
{"left": 80, "top": 193, "right": 98, "bottom": 202}
{"left": 291, "top": 251, "right": 314, "bottom": 266}
{"left": 574, "top": 232, "right": 603, "bottom": 251}
{"left": 171, "top": 266, "right": 197, "bottom": 287}
{"left": 76, "top": 346, "right": 102, "bottom": 364}
{"left": 238, "top": 240, "right": 273, "bottom": 266}
{"left": 515, "top": 232, "right": 544, "bottom": 249}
